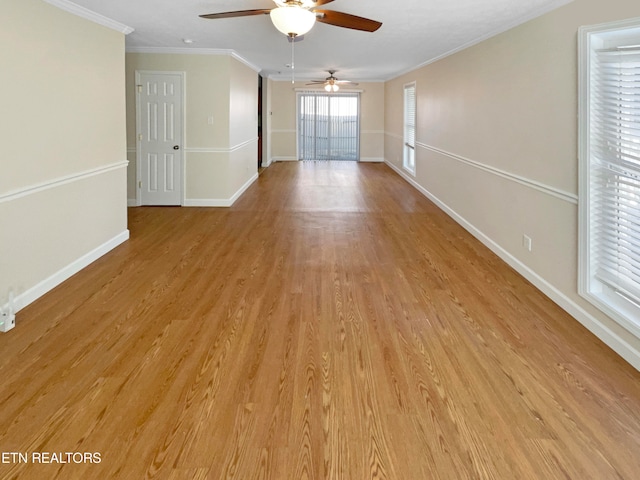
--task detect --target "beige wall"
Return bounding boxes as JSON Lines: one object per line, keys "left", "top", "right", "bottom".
{"left": 228, "top": 58, "right": 260, "bottom": 198}
{"left": 384, "top": 0, "right": 640, "bottom": 368}
{"left": 0, "top": 0, "right": 128, "bottom": 313}
{"left": 269, "top": 80, "right": 385, "bottom": 162}
{"left": 125, "top": 53, "right": 258, "bottom": 205}
{"left": 270, "top": 81, "right": 298, "bottom": 161}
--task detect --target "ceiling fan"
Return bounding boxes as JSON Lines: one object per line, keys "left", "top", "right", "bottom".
{"left": 200, "top": 0, "right": 383, "bottom": 38}
{"left": 307, "top": 70, "right": 358, "bottom": 92}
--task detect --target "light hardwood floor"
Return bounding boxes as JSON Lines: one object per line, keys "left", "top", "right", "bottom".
{"left": 1, "top": 161, "right": 640, "bottom": 479}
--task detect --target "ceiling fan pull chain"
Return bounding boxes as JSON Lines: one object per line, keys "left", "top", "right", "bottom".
{"left": 291, "top": 35, "right": 295, "bottom": 84}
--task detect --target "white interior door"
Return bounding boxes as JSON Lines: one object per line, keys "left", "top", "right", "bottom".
{"left": 137, "top": 72, "right": 183, "bottom": 206}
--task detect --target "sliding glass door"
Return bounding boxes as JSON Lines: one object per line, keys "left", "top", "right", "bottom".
{"left": 298, "top": 92, "right": 360, "bottom": 161}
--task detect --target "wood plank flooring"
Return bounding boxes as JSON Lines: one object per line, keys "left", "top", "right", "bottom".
{"left": 1, "top": 161, "right": 640, "bottom": 479}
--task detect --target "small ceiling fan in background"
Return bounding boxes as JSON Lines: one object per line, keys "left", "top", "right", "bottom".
{"left": 307, "top": 70, "right": 358, "bottom": 92}
{"left": 200, "top": 0, "right": 382, "bottom": 38}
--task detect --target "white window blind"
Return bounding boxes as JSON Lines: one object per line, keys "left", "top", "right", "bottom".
{"left": 591, "top": 47, "right": 640, "bottom": 300}
{"left": 403, "top": 83, "right": 416, "bottom": 174}
{"left": 298, "top": 92, "right": 359, "bottom": 161}
{"left": 579, "top": 19, "right": 640, "bottom": 337}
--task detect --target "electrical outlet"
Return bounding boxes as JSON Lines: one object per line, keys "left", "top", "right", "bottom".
{"left": 522, "top": 234, "right": 532, "bottom": 252}
{"left": 0, "top": 311, "right": 15, "bottom": 333}
{"left": 1, "top": 290, "right": 16, "bottom": 332}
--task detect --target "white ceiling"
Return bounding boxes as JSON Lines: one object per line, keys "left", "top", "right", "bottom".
{"left": 64, "top": 0, "right": 571, "bottom": 82}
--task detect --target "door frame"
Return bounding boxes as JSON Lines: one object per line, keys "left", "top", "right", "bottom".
{"left": 135, "top": 70, "right": 187, "bottom": 206}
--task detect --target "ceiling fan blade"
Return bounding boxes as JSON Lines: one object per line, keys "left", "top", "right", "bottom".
{"left": 314, "top": 10, "right": 382, "bottom": 32}
{"left": 200, "top": 9, "right": 271, "bottom": 20}
{"left": 311, "top": 0, "right": 335, "bottom": 6}
{"left": 336, "top": 80, "right": 359, "bottom": 85}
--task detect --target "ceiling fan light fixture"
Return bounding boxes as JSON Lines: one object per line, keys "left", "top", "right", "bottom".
{"left": 270, "top": 6, "right": 316, "bottom": 37}
{"left": 325, "top": 83, "right": 339, "bottom": 92}
{"left": 273, "top": 0, "right": 316, "bottom": 7}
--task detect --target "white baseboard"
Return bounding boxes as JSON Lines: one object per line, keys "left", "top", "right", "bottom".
{"left": 183, "top": 199, "right": 232, "bottom": 207}
{"left": 183, "top": 172, "right": 259, "bottom": 207}
{"left": 127, "top": 199, "right": 138, "bottom": 207}
{"left": 384, "top": 160, "right": 640, "bottom": 371}
{"left": 272, "top": 157, "right": 298, "bottom": 162}
{"left": 261, "top": 158, "right": 273, "bottom": 168}
{"left": 270, "top": 158, "right": 383, "bottom": 163}
{"left": 6, "top": 230, "right": 130, "bottom": 316}
{"left": 229, "top": 172, "right": 258, "bottom": 205}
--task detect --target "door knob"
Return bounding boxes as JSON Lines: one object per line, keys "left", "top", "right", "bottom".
{"left": 173, "top": 145, "right": 180, "bottom": 150}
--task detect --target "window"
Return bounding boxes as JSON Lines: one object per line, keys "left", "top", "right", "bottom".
{"left": 579, "top": 18, "right": 640, "bottom": 338}
{"left": 298, "top": 92, "right": 360, "bottom": 161}
{"left": 403, "top": 82, "right": 416, "bottom": 175}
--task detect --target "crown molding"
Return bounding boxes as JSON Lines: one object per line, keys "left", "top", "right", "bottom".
{"left": 125, "top": 47, "right": 261, "bottom": 73}
{"left": 43, "top": 0, "right": 134, "bottom": 35}
{"left": 230, "top": 51, "right": 262, "bottom": 73}
{"left": 267, "top": 74, "right": 385, "bottom": 82}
